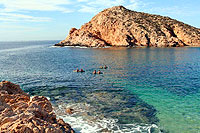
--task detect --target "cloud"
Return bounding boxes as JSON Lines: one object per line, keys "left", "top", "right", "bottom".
{"left": 78, "top": 5, "right": 99, "bottom": 13}
{"left": 77, "top": 0, "right": 145, "bottom": 13}
{"left": 87, "top": 0, "right": 125, "bottom": 7}
{"left": 77, "top": 0, "right": 89, "bottom": 2}
{"left": 0, "top": 0, "right": 145, "bottom": 22}
{"left": 0, "top": 23, "right": 41, "bottom": 31}
{"left": 126, "top": 0, "right": 149, "bottom": 10}
{"left": 0, "top": 13, "right": 51, "bottom": 22}
{"left": 77, "top": 0, "right": 126, "bottom": 14}
{"left": 77, "top": 0, "right": 125, "bottom": 14}
{"left": 0, "top": 0, "right": 73, "bottom": 13}
{"left": 0, "top": 0, "right": 73, "bottom": 22}
{"left": 147, "top": 6, "right": 195, "bottom": 17}
{"left": 125, "top": 0, "right": 138, "bottom": 9}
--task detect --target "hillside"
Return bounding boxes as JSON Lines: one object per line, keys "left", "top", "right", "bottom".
{"left": 56, "top": 6, "right": 200, "bottom": 47}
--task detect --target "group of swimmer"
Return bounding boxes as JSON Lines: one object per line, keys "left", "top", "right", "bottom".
{"left": 73, "top": 65, "right": 108, "bottom": 74}
{"left": 92, "top": 70, "right": 103, "bottom": 74}
{"left": 93, "top": 65, "right": 108, "bottom": 74}
{"left": 99, "top": 65, "right": 108, "bottom": 69}
{"left": 73, "top": 68, "right": 85, "bottom": 72}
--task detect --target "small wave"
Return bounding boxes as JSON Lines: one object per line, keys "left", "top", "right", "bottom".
{"left": 52, "top": 46, "right": 89, "bottom": 49}
{"left": 50, "top": 46, "right": 60, "bottom": 48}
{"left": 54, "top": 103, "right": 160, "bottom": 133}
{"left": 66, "top": 46, "right": 88, "bottom": 49}
{"left": 93, "top": 46, "right": 111, "bottom": 49}
{"left": 63, "top": 46, "right": 76, "bottom": 48}
{"left": 74, "top": 46, "right": 88, "bottom": 49}
{"left": 0, "top": 45, "right": 44, "bottom": 53}
{"left": 46, "top": 97, "right": 51, "bottom": 101}
{"left": 104, "top": 46, "right": 112, "bottom": 48}
{"left": 59, "top": 115, "right": 159, "bottom": 133}
{"left": 52, "top": 45, "right": 112, "bottom": 49}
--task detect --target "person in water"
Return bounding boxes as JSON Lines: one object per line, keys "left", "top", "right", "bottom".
{"left": 97, "top": 70, "right": 103, "bottom": 74}
{"left": 93, "top": 70, "right": 97, "bottom": 74}
{"left": 80, "top": 69, "right": 85, "bottom": 72}
{"left": 74, "top": 68, "right": 79, "bottom": 72}
{"left": 99, "top": 65, "right": 108, "bottom": 69}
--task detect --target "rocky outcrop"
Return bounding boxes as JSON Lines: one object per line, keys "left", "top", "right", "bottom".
{"left": 56, "top": 6, "right": 200, "bottom": 47}
{"left": 0, "top": 81, "right": 74, "bottom": 133}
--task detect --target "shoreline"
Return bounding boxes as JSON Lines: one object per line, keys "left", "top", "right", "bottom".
{"left": 54, "top": 43, "right": 200, "bottom": 48}
{"left": 0, "top": 81, "right": 74, "bottom": 133}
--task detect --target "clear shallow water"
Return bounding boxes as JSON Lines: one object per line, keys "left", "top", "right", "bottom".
{"left": 0, "top": 41, "right": 200, "bottom": 132}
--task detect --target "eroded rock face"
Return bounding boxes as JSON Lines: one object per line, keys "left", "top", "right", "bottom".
{"left": 56, "top": 6, "right": 200, "bottom": 47}
{"left": 0, "top": 81, "right": 74, "bottom": 133}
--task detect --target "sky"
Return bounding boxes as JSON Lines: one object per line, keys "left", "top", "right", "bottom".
{"left": 0, "top": 0, "right": 199, "bottom": 41}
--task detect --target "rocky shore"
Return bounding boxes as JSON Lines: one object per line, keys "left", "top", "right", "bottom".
{"left": 0, "top": 81, "right": 74, "bottom": 133}
{"left": 55, "top": 6, "right": 200, "bottom": 47}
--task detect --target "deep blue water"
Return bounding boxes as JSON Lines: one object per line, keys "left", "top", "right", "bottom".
{"left": 0, "top": 41, "right": 200, "bottom": 133}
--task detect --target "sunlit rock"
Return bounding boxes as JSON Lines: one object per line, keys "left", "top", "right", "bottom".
{"left": 56, "top": 6, "right": 200, "bottom": 47}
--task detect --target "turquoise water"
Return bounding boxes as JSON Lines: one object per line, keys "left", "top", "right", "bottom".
{"left": 0, "top": 41, "right": 200, "bottom": 132}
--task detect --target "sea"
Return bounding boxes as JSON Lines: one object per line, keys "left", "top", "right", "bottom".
{"left": 0, "top": 40, "right": 200, "bottom": 133}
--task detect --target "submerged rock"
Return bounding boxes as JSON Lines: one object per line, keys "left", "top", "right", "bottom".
{"left": 0, "top": 81, "right": 74, "bottom": 133}
{"left": 66, "top": 108, "right": 74, "bottom": 115}
{"left": 27, "top": 85, "right": 161, "bottom": 132}
{"left": 85, "top": 91, "right": 158, "bottom": 124}
{"left": 56, "top": 6, "right": 200, "bottom": 47}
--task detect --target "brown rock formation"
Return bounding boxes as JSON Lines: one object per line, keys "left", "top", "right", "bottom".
{"left": 56, "top": 6, "right": 200, "bottom": 47}
{"left": 0, "top": 81, "right": 74, "bottom": 133}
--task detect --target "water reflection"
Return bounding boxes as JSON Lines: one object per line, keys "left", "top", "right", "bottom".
{"left": 91, "top": 47, "right": 200, "bottom": 96}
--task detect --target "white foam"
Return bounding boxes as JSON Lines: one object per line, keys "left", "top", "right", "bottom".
{"left": 104, "top": 46, "right": 111, "bottom": 48}
{"left": 64, "top": 46, "right": 75, "bottom": 48}
{"left": 46, "top": 97, "right": 50, "bottom": 101}
{"left": 93, "top": 46, "right": 111, "bottom": 49}
{"left": 54, "top": 103, "right": 160, "bottom": 133}
{"left": 52, "top": 45, "right": 111, "bottom": 49}
{"left": 59, "top": 115, "right": 159, "bottom": 133}
{"left": 74, "top": 46, "right": 88, "bottom": 49}
{"left": 62, "top": 46, "right": 89, "bottom": 48}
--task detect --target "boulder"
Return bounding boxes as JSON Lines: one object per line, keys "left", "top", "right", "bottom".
{"left": 0, "top": 81, "right": 74, "bottom": 133}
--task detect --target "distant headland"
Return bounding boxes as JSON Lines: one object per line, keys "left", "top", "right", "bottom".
{"left": 55, "top": 6, "right": 200, "bottom": 47}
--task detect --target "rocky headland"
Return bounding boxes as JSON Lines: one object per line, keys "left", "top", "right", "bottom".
{"left": 0, "top": 81, "right": 74, "bottom": 133}
{"left": 55, "top": 6, "right": 200, "bottom": 47}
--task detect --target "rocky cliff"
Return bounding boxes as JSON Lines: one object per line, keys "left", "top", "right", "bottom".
{"left": 0, "top": 81, "right": 74, "bottom": 133}
{"left": 56, "top": 6, "right": 200, "bottom": 47}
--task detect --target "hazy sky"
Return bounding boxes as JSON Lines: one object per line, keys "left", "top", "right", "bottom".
{"left": 0, "top": 0, "right": 199, "bottom": 41}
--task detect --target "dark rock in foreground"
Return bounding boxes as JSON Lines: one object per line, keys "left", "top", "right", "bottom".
{"left": 0, "top": 81, "right": 74, "bottom": 133}
{"left": 56, "top": 6, "right": 200, "bottom": 47}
